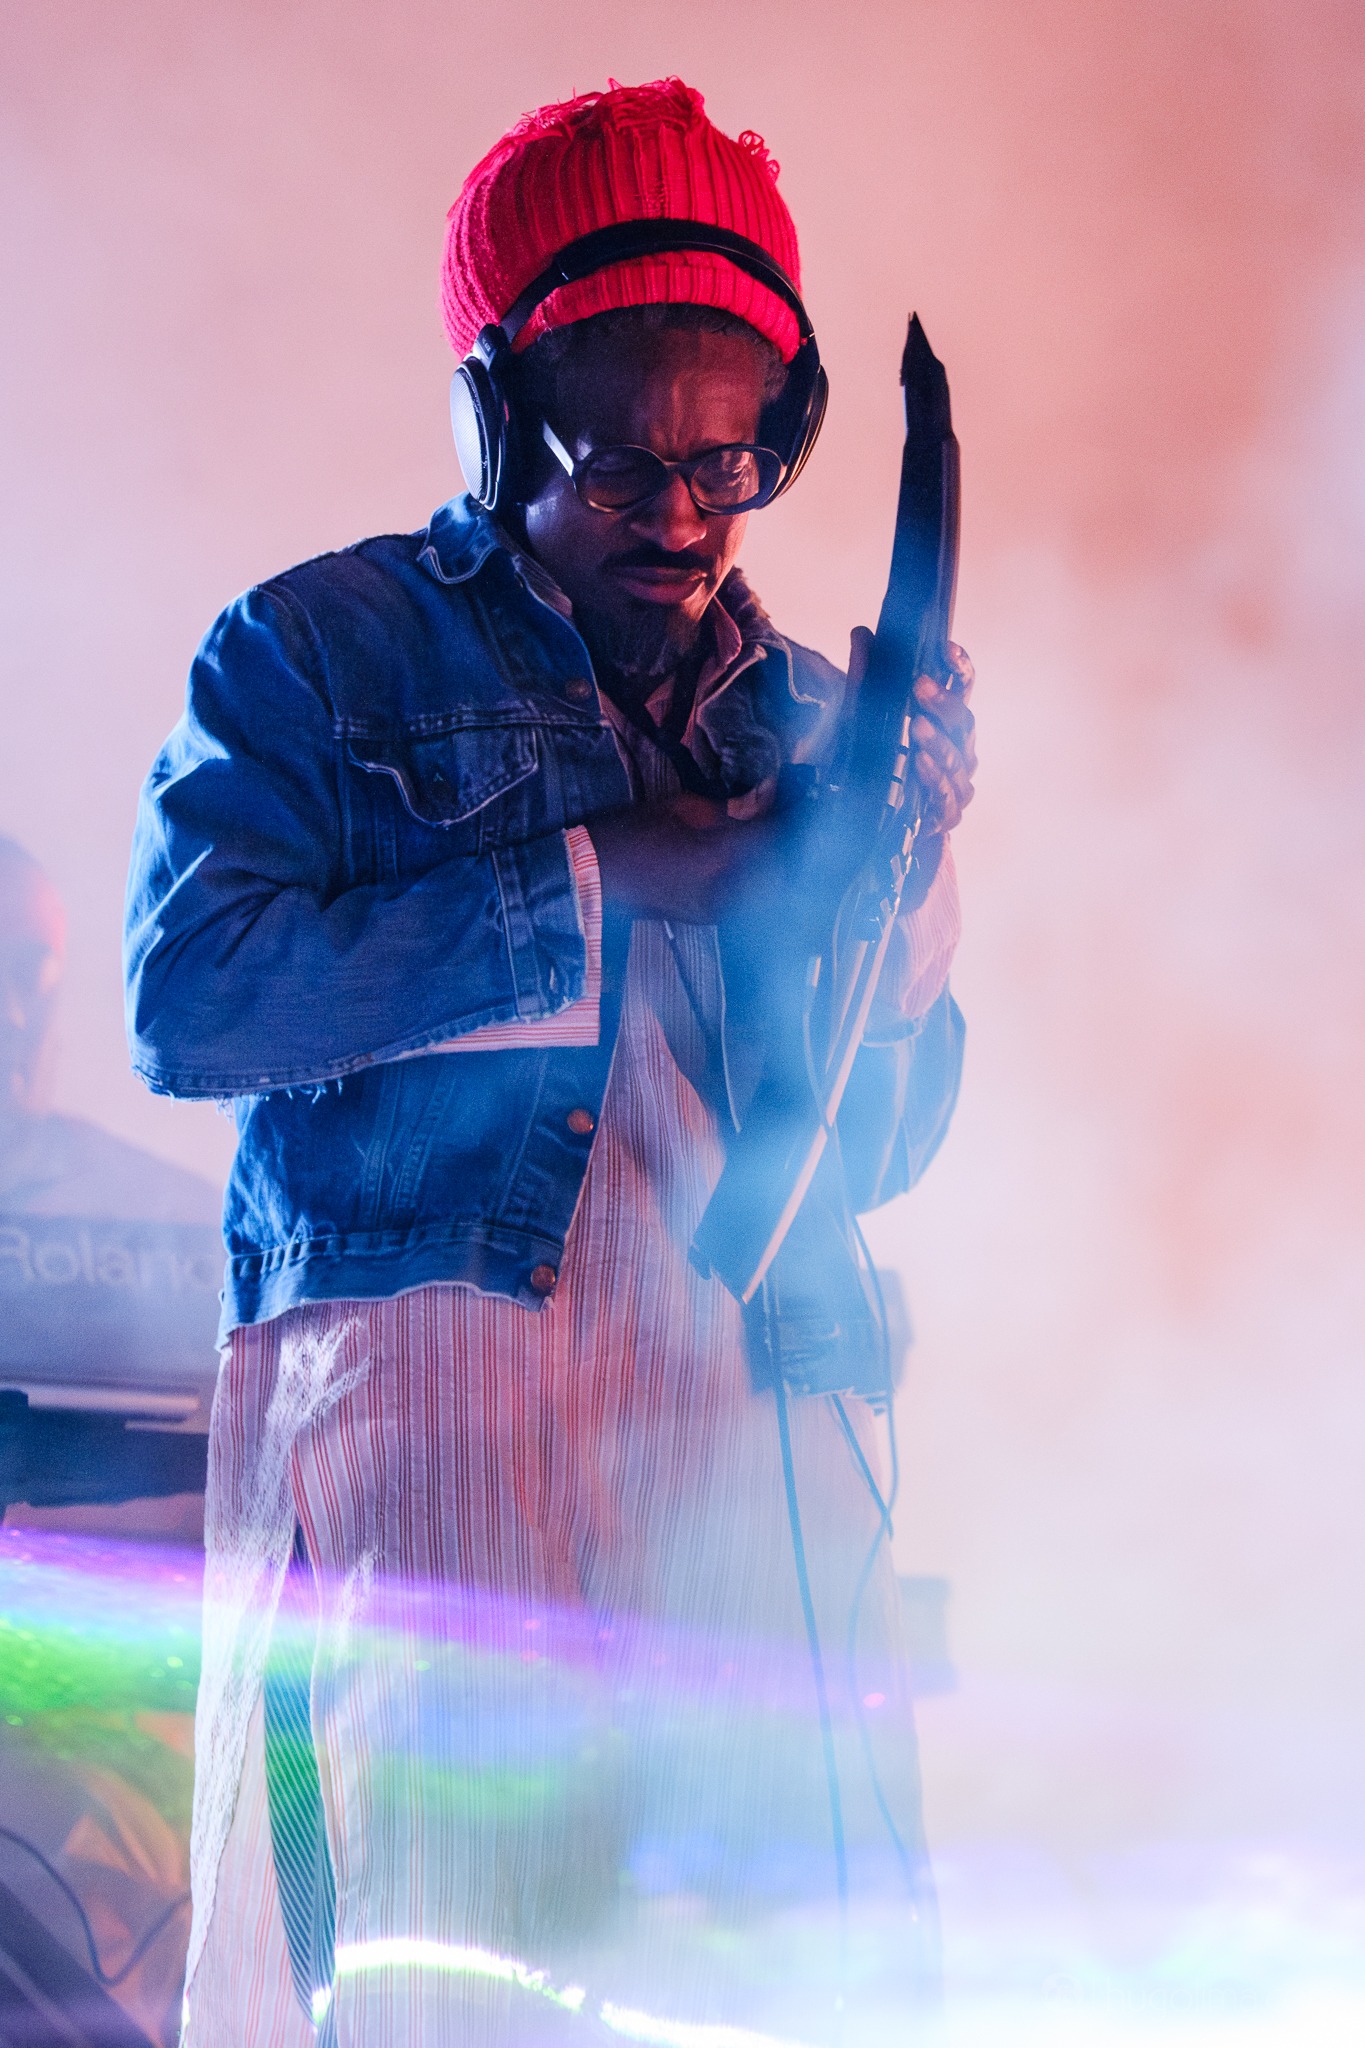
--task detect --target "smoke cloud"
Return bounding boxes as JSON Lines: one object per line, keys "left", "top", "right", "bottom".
{"left": 3, "top": 0, "right": 1363, "bottom": 2030}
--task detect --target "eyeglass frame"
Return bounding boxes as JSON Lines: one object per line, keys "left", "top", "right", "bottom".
{"left": 539, "top": 419, "right": 786, "bottom": 517}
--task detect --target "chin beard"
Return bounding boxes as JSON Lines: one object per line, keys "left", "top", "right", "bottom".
{"left": 574, "top": 596, "right": 706, "bottom": 681}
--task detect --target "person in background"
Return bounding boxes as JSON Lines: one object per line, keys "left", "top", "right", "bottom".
{"left": 0, "top": 836, "right": 218, "bottom": 1224}
{"left": 125, "top": 80, "right": 975, "bottom": 2047}
{"left": 0, "top": 835, "right": 222, "bottom": 1510}
{"left": 0, "top": 836, "right": 221, "bottom": 2045}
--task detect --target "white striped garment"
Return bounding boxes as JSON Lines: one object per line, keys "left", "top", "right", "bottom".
{"left": 184, "top": 680, "right": 958, "bottom": 2048}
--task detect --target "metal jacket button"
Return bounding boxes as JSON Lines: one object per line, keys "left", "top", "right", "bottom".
{"left": 529, "top": 1263, "right": 558, "bottom": 1296}
{"left": 565, "top": 678, "right": 593, "bottom": 702}
{"left": 565, "top": 1108, "right": 594, "bottom": 1136}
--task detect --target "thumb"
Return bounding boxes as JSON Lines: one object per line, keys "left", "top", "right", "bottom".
{"left": 846, "top": 625, "right": 875, "bottom": 704}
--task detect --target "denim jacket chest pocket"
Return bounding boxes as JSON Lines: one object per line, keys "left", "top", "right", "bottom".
{"left": 345, "top": 718, "right": 546, "bottom": 868}
{"left": 342, "top": 703, "right": 630, "bottom": 880}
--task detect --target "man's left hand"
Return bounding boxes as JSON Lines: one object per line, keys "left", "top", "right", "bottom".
{"left": 848, "top": 627, "right": 977, "bottom": 835}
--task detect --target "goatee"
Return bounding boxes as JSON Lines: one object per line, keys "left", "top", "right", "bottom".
{"left": 573, "top": 595, "right": 706, "bottom": 682}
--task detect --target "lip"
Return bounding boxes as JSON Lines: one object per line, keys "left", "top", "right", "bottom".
{"left": 609, "top": 564, "right": 709, "bottom": 603}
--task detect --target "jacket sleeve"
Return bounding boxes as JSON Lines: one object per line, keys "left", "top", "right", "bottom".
{"left": 124, "top": 584, "right": 589, "bottom": 1099}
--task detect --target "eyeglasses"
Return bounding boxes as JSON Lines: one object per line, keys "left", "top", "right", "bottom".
{"left": 541, "top": 420, "right": 785, "bottom": 516}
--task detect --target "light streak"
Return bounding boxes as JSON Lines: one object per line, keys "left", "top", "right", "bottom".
{"left": 327, "top": 1938, "right": 818, "bottom": 2047}
{"left": 0, "top": 1530, "right": 202, "bottom": 1720}
{"left": 0, "top": 1526, "right": 905, "bottom": 1722}
{"left": 333, "top": 1934, "right": 587, "bottom": 2012}
{"left": 600, "top": 2001, "right": 818, "bottom": 2048}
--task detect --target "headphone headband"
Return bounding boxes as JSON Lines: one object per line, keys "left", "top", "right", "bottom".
{"left": 451, "top": 217, "right": 827, "bottom": 512}
{"left": 497, "top": 219, "right": 815, "bottom": 350}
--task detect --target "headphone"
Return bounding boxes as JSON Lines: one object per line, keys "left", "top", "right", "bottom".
{"left": 449, "top": 219, "right": 828, "bottom": 515}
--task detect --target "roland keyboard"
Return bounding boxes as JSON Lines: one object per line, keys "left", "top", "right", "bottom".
{"left": 0, "top": 1214, "right": 222, "bottom": 1509}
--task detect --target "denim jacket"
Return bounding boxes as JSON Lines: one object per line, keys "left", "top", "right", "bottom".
{"left": 125, "top": 498, "right": 964, "bottom": 1338}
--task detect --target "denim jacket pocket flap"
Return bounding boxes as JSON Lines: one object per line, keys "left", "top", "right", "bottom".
{"left": 351, "top": 723, "right": 539, "bottom": 827}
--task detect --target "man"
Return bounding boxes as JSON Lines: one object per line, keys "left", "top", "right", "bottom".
{"left": 126, "top": 80, "right": 974, "bottom": 2047}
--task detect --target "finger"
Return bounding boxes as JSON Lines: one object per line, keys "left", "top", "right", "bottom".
{"left": 945, "top": 641, "right": 976, "bottom": 701}
{"left": 920, "top": 774, "right": 968, "bottom": 832}
{"left": 916, "top": 671, "right": 970, "bottom": 745}
{"left": 922, "top": 698, "right": 976, "bottom": 778}
{"left": 910, "top": 717, "right": 976, "bottom": 809}
{"left": 913, "top": 751, "right": 960, "bottom": 835}
{"left": 911, "top": 750, "right": 972, "bottom": 831}
{"left": 917, "top": 737, "right": 977, "bottom": 808}
{"left": 913, "top": 675, "right": 976, "bottom": 751}
{"left": 846, "top": 625, "right": 875, "bottom": 703}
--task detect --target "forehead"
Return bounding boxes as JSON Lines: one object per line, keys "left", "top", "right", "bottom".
{"left": 553, "top": 326, "right": 769, "bottom": 455}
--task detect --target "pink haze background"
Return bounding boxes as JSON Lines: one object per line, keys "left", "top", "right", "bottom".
{"left": 3, "top": 0, "right": 1364, "bottom": 2016}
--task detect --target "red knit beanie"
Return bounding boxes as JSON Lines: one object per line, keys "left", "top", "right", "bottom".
{"left": 442, "top": 79, "right": 803, "bottom": 364}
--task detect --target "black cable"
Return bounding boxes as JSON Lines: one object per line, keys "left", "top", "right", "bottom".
{"left": 798, "top": 958, "right": 929, "bottom": 1903}
{"left": 839, "top": 1199, "right": 941, "bottom": 1918}
{"left": 838, "top": 1199, "right": 898, "bottom": 1519}
{"left": 0, "top": 1824, "right": 189, "bottom": 1987}
{"left": 665, "top": 921, "right": 853, "bottom": 2012}
{"left": 756, "top": 965, "right": 940, "bottom": 2008}
{"left": 706, "top": 865, "right": 915, "bottom": 1962}
{"left": 830, "top": 1396, "right": 920, "bottom": 1897}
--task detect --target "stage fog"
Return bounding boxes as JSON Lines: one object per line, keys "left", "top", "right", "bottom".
{"left": 3, "top": 2, "right": 1363, "bottom": 2038}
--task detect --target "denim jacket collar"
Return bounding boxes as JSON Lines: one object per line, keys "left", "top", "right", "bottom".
{"left": 417, "top": 495, "right": 503, "bottom": 586}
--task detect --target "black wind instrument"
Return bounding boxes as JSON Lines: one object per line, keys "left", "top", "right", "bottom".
{"left": 691, "top": 316, "right": 960, "bottom": 1360}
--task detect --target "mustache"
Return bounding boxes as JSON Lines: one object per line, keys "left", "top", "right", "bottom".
{"left": 605, "top": 544, "right": 714, "bottom": 575}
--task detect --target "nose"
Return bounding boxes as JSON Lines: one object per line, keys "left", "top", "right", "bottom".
{"left": 630, "top": 471, "right": 709, "bottom": 553}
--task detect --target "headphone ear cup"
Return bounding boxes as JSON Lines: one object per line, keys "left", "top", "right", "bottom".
{"left": 762, "top": 340, "right": 828, "bottom": 500}
{"left": 450, "top": 325, "right": 530, "bottom": 513}
{"left": 450, "top": 359, "right": 499, "bottom": 509}
{"left": 782, "top": 361, "right": 828, "bottom": 493}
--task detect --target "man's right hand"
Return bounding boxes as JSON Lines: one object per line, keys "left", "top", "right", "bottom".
{"left": 586, "top": 795, "right": 780, "bottom": 924}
